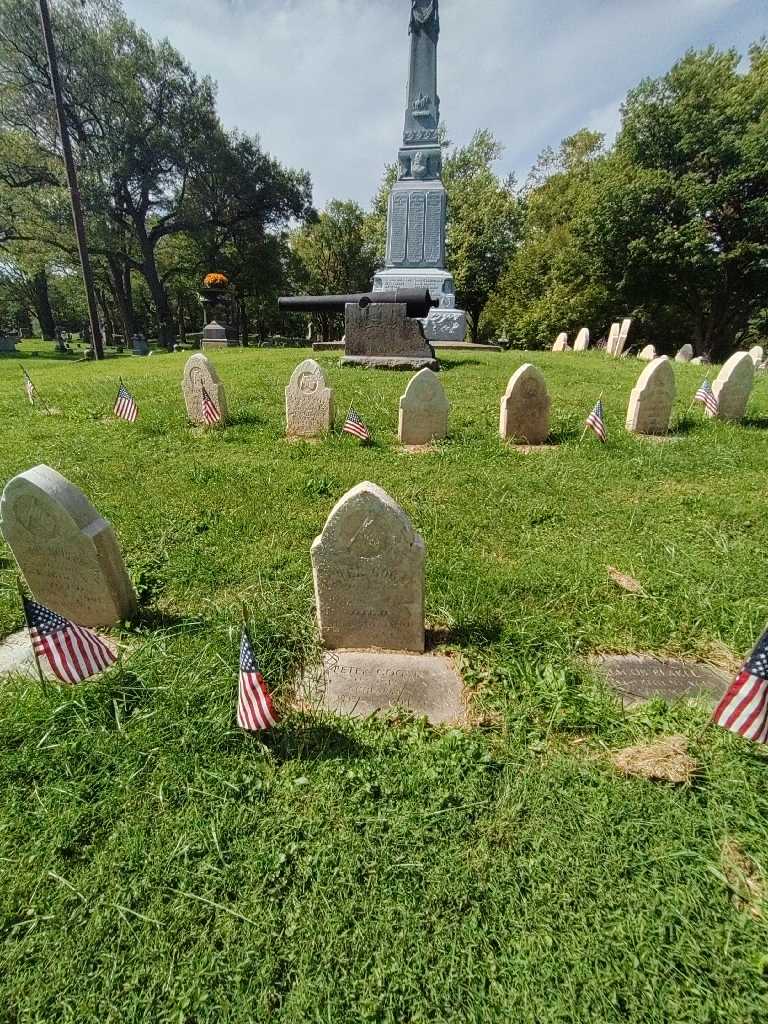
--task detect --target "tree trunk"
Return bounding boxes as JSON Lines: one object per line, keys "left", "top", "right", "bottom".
{"left": 107, "top": 255, "right": 135, "bottom": 343}
{"left": 134, "top": 227, "right": 174, "bottom": 348}
{"left": 29, "top": 270, "right": 56, "bottom": 340}
{"left": 468, "top": 306, "right": 481, "bottom": 343}
{"left": 239, "top": 296, "right": 250, "bottom": 347}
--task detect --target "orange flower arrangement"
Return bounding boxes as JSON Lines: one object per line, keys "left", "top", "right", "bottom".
{"left": 203, "top": 272, "right": 229, "bottom": 289}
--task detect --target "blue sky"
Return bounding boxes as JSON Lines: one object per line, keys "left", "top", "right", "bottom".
{"left": 122, "top": 0, "right": 765, "bottom": 209}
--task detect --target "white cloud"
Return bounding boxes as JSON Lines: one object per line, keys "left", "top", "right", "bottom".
{"left": 121, "top": 0, "right": 766, "bottom": 208}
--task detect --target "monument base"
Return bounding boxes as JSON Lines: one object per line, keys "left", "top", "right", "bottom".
{"left": 341, "top": 356, "right": 439, "bottom": 372}
{"left": 201, "top": 341, "right": 228, "bottom": 352}
{"left": 303, "top": 650, "right": 465, "bottom": 726}
{"left": 373, "top": 269, "right": 467, "bottom": 342}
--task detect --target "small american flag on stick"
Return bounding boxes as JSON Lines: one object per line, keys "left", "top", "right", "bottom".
{"left": 694, "top": 378, "right": 719, "bottom": 417}
{"left": 712, "top": 628, "right": 768, "bottom": 744}
{"left": 237, "top": 630, "right": 278, "bottom": 731}
{"left": 343, "top": 405, "right": 370, "bottom": 442}
{"left": 114, "top": 381, "right": 138, "bottom": 422}
{"left": 585, "top": 399, "right": 607, "bottom": 443}
{"left": 201, "top": 384, "right": 222, "bottom": 426}
{"left": 22, "top": 367, "right": 38, "bottom": 405}
{"left": 23, "top": 597, "right": 116, "bottom": 685}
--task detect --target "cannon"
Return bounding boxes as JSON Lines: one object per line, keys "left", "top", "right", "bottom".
{"left": 278, "top": 288, "right": 437, "bottom": 321}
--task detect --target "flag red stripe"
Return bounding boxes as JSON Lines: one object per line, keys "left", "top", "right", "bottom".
{"left": 716, "top": 674, "right": 762, "bottom": 731}
{"left": 741, "top": 683, "right": 768, "bottom": 740}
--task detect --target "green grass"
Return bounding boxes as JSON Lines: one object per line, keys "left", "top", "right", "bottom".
{"left": 0, "top": 345, "right": 767, "bottom": 1022}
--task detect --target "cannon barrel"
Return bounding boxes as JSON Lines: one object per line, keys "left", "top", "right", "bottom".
{"left": 278, "top": 288, "right": 437, "bottom": 320}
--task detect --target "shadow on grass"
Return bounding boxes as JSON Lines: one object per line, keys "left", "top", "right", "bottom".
{"left": 129, "top": 607, "right": 207, "bottom": 633}
{"left": 226, "top": 410, "right": 268, "bottom": 428}
{"left": 439, "top": 359, "right": 482, "bottom": 372}
{"left": 742, "top": 416, "right": 768, "bottom": 431}
{"left": 269, "top": 720, "right": 368, "bottom": 763}
{"left": 428, "top": 618, "right": 504, "bottom": 650}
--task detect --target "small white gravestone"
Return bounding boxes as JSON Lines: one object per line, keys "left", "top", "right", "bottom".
{"left": 638, "top": 345, "right": 657, "bottom": 361}
{"left": 0, "top": 465, "right": 137, "bottom": 626}
{"left": 749, "top": 345, "right": 764, "bottom": 367}
{"left": 675, "top": 344, "right": 694, "bottom": 363}
{"left": 285, "top": 359, "right": 333, "bottom": 438}
{"left": 574, "top": 328, "right": 590, "bottom": 352}
{"left": 607, "top": 323, "right": 620, "bottom": 354}
{"left": 499, "top": 363, "right": 551, "bottom": 445}
{"left": 398, "top": 368, "right": 450, "bottom": 446}
{"left": 626, "top": 356, "right": 676, "bottom": 435}
{"left": 552, "top": 332, "right": 570, "bottom": 352}
{"left": 613, "top": 318, "right": 632, "bottom": 357}
{"left": 711, "top": 351, "right": 755, "bottom": 421}
{"left": 691, "top": 356, "right": 709, "bottom": 366}
{"left": 182, "top": 353, "right": 228, "bottom": 426}
{"left": 311, "top": 482, "right": 425, "bottom": 653}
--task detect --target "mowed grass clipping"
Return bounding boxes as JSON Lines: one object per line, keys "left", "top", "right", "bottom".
{"left": 0, "top": 345, "right": 767, "bottom": 1023}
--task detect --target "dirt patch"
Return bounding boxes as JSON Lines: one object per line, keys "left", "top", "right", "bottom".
{"left": 611, "top": 734, "right": 698, "bottom": 784}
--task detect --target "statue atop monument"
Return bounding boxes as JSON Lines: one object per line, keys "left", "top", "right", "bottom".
{"left": 372, "top": 0, "right": 467, "bottom": 343}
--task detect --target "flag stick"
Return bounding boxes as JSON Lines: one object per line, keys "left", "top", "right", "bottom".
{"left": 17, "top": 577, "right": 48, "bottom": 692}
{"left": 19, "top": 363, "right": 53, "bottom": 415}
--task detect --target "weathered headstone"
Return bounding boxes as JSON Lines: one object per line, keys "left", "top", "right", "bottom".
{"left": 606, "top": 322, "right": 620, "bottom": 354}
{"left": 285, "top": 359, "right": 334, "bottom": 438}
{"left": 595, "top": 654, "right": 728, "bottom": 708}
{"left": 342, "top": 303, "right": 438, "bottom": 371}
{"left": 638, "top": 344, "right": 657, "bottom": 361}
{"left": 311, "top": 482, "right": 425, "bottom": 653}
{"left": 691, "top": 356, "right": 709, "bottom": 366}
{"left": 612, "top": 318, "right": 632, "bottom": 357}
{"left": 749, "top": 345, "right": 764, "bottom": 367}
{"left": 398, "top": 368, "right": 449, "bottom": 445}
{"left": 0, "top": 465, "right": 137, "bottom": 627}
{"left": 182, "top": 353, "right": 228, "bottom": 426}
{"left": 626, "top": 356, "right": 676, "bottom": 435}
{"left": 552, "top": 332, "right": 570, "bottom": 352}
{"left": 499, "top": 363, "right": 550, "bottom": 445}
{"left": 711, "top": 351, "right": 755, "bottom": 421}
{"left": 675, "top": 344, "right": 694, "bottom": 363}
{"left": 0, "top": 333, "right": 18, "bottom": 353}
{"left": 574, "top": 328, "right": 590, "bottom": 352}
{"left": 131, "top": 333, "right": 149, "bottom": 356}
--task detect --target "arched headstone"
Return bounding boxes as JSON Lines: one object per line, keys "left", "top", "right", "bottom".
{"left": 285, "top": 359, "right": 333, "bottom": 437}
{"left": 638, "top": 345, "right": 657, "bottom": 361}
{"left": 398, "top": 368, "right": 450, "bottom": 445}
{"left": 675, "top": 344, "right": 694, "bottom": 363}
{"left": 552, "top": 332, "right": 570, "bottom": 352}
{"left": 574, "top": 328, "right": 590, "bottom": 352}
{"left": 182, "top": 354, "right": 228, "bottom": 426}
{"left": 749, "top": 345, "right": 764, "bottom": 367}
{"left": 625, "top": 356, "right": 676, "bottom": 435}
{"left": 311, "top": 483, "right": 425, "bottom": 653}
{"left": 499, "top": 363, "right": 550, "bottom": 445}
{"left": 712, "top": 352, "right": 754, "bottom": 421}
{"left": 0, "top": 465, "right": 137, "bottom": 626}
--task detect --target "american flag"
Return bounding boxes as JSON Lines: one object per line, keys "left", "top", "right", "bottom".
{"left": 114, "top": 382, "right": 138, "bottom": 422}
{"left": 22, "top": 368, "right": 37, "bottom": 405}
{"left": 694, "top": 378, "right": 719, "bottom": 417}
{"left": 343, "top": 405, "right": 370, "bottom": 442}
{"left": 201, "top": 385, "right": 222, "bottom": 426}
{"left": 237, "top": 630, "right": 278, "bottom": 731}
{"left": 23, "top": 597, "right": 116, "bottom": 685}
{"left": 585, "top": 399, "right": 607, "bottom": 442}
{"left": 712, "top": 628, "right": 768, "bottom": 744}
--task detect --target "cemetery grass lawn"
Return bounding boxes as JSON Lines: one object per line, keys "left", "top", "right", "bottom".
{"left": 1, "top": 345, "right": 768, "bottom": 1022}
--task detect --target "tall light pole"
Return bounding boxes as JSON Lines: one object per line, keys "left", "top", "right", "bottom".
{"left": 38, "top": 0, "right": 104, "bottom": 359}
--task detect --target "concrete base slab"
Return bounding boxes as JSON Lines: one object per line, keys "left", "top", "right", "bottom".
{"left": 313, "top": 341, "right": 500, "bottom": 353}
{"left": 511, "top": 444, "right": 558, "bottom": 453}
{"left": 594, "top": 654, "right": 729, "bottom": 707}
{"left": 302, "top": 650, "right": 465, "bottom": 725}
{"left": 341, "top": 357, "right": 439, "bottom": 372}
{"left": 0, "top": 629, "right": 119, "bottom": 683}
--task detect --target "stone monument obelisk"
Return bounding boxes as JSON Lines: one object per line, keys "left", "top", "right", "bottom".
{"left": 372, "top": 0, "right": 467, "bottom": 342}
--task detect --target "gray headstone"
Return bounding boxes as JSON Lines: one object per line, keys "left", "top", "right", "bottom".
{"left": 342, "top": 302, "right": 438, "bottom": 371}
{"left": 0, "top": 465, "right": 137, "bottom": 627}
{"left": 749, "top": 345, "right": 764, "bottom": 367}
{"left": 595, "top": 654, "right": 728, "bottom": 708}
{"left": 712, "top": 351, "right": 755, "bottom": 421}
{"left": 285, "top": 359, "right": 334, "bottom": 438}
{"left": 675, "top": 344, "right": 694, "bottom": 363}
{"left": 638, "top": 344, "right": 657, "bottom": 361}
{"left": 311, "top": 482, "right": 425, "bottom": 653}
{"left": 499, "top": 363, "right": 550, "bottom": 445}
{"left": 0, "top": 333, "right": 18, "bottom": 353}
{"left": 131, "top": 333, "right": 149, "bottom": 356}
{"left": 398, "top": 368, "right": 449, "bottom": 445}
{"left": 182, "top": 354, "right": 228, "bottom": 426}
{"left": 625, "top": 356, "right": 676, "bottom": 435}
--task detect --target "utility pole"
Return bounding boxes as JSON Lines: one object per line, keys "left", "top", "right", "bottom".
{"left": 38, "top": 0, "right": 104, "bottom": 359}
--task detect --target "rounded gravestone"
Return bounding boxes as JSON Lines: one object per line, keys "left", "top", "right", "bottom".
{"left": 311, "top": 483, "right": 425, "bottom": 653}
{"left": 285, "top": 359, "right": 333, "bottom": 438}
{"left": 0, "top": 465, "right": 137, "bottom": 626}
{"left": 638, "top": 345, "right": 657, "bottom": 361}
{"left": 574, "top": 328, "right": 590, "bottom": 352}
{"left": 499, "top": 363, "right": 550, "bottom": 445}
{"left": 625, "top": 356, "right": 676, "bottom": 435}
{"left": 182, "top": 354, "right": 228, "bottom": 426}
{"left": 675, "top": 344, "right": 694, "bottom": 364}
{"left": 398, "top": 368, "right": 450, "bottom": 445}
{"left": 749, "top": 345, "right": 764, "bottom": 367}
{"left": 712, "top": 352, "right": 755, "bottom": 421}
{"left": 552, "top": 333, "right": 570, "bottom": 352}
